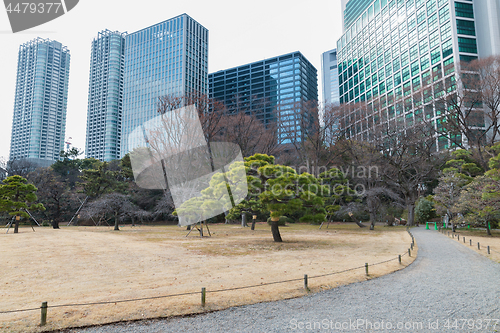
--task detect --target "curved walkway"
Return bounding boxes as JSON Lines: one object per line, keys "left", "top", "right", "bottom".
{"left": 66, "top": 228, "right": 500, "bottom": 332}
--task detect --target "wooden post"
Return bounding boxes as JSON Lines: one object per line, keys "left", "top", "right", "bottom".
{"left": 201, "top": 287, "right": 206, "bottom": 307}
{"left": 487, "top": 246, "right": 490, "bottom": 254}
{"left": 478, "top": 242, "right": 480, "bottom": 250}
{"left": 365, "top": 263, "right": 369, "bottom": 276}
{"left": 408, "top": 248, "right": 411, "bottom": 257}
{"left": 463, "top": 237, "right": 465, "bottom": 243}
{"left": 40, "top": 302, "right": 47, "bottom": 326}
{"left": 470, "top": 239, "right": 472, "bottom": 246}
{"left": 398, "top": 255, "right": 401, "bottom": 264}
{"left": 304, "top": 274, "right": 309, "bottom": 291}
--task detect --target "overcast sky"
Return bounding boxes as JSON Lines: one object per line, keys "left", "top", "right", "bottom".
{"left": 0, "top": 0, "right": 343, "bottom": 160}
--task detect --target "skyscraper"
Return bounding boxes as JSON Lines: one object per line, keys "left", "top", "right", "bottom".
{"left": 121, "top": 14, "right": 209, "bottom": 157}
{"left": 9, "top": 37, "right": 70, "bottom": 166}
{"left": 85, "top": 30, "right": 126, "bottom": 161}
{"left": 209, "top": 51, "right": 318, "bottom": 144}
{"left": 336, "top": 0, "right": 496, "bottom": 150}
{"left": 321, "top": 49, "right": 340, "bottom": 105}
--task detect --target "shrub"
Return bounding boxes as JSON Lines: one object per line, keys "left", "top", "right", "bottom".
{"left": 415, "top": 197, "right": 436, "bottom": 223}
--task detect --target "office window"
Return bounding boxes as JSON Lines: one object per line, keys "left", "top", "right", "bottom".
{"left": 456, "top": 19, "right": 476, "bottom": 36}
{"left": 455, "top": 2, "right": 474, "bottom": 18}
{"left": 458, "top": 37, "right": 477, "bottom": 54}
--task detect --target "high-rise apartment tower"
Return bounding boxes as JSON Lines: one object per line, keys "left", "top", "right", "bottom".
{"left": 85, "top": 30, "right": 126, "bottom": 161}
{"left": 9, "top": 37, "right": 70, "bottom": 166}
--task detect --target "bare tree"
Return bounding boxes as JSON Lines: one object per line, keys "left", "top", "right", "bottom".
{"left": 286, "top": 100, "right": 343, "bottom": 176}
{"left": 337, "top": 139, "right": 402, "bottom": 228}
{"left": 374, "top": 124, "right": 443, "bottom": 226}
{"left": 216, "top": 110, "right": 281, "bottom": 157}
{"left": 468, "top": 56, "right": 500, "bottom": 146}
{"left": 6, "top": 158, "right": 40, "bottom": 178}
{"left": 429, "top": 58, "right": 500, "bottom": 169}
{"left": 157, "top": 91, "right": 227, "bottom": 147}
{"left": 81, "top": 193, "right": 146, "bottom": 230}
{"left": 27, "top": 167, "right": 70, "bottom": 229}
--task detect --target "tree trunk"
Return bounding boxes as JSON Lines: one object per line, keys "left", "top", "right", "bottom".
{"left": 270, "top": 217, "right": 282, "bottom": 242}
{"left": 355, "top": 220, "right": 367, "bottom": 228}
{"left": 251, "top": 216, "right": 256, "bottom": 230}
{"left": 407, "top": 203, "right": 415, "bottom": 226}
{"left": 487, "top": 222, "right": 492, "bottom": 236}
{"left": 14, "top": 219, "right": 19, "bottom": 233}
{"left": 114, "top": 213, "right": 119, "bottom": 231}
{"left": 53, "top": 201, "right": 61, "bottom": 229}
{"left": 367, "top": 196, "right": 377, "bottom": 229}
{"left": 369, "top": 211, "right": 376, "bottom": 230}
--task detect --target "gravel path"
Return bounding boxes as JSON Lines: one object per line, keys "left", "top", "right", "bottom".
{"left": 65, "top": 228, "right": 500, "bottom": 332}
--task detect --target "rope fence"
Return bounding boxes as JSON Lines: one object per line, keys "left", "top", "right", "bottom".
{"left": 437, "top": 226, "right": 500, "bottom": 255}
{"left": 1, "top": 229, "right": 416, "bottom": 327}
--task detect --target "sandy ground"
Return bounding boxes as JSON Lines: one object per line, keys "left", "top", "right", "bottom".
{"left": 0, "top": 223, "right": 415, "bottom": 333}
{"left": 439, "top": 228, "right": 500, "bottom": 263}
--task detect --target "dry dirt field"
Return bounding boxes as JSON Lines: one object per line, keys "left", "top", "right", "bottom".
{"left": 0, "top": 223, "right": 416, "bottom": 333}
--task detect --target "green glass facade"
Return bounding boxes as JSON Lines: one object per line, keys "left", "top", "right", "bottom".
{"left": 337, "top": 0, "right": 480, "bottom": 150}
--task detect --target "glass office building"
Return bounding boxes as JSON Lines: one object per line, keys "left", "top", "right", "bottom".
{"left": 121, "top": 14, "right": 208, "bottom": 157}
{"left": 336, "top": 0, "right": 482, "bottom": 150}
{"left": 209, "top": 51, "right": 318, "bottom": 144}
{"left": 321, "top": 49, "right": 340, "bottom": 105}
{"left": 85, "top": 30, "right": 126, "bottom": 161}
{"left": 9, "top": 38, "right": 70, "bottom": 166}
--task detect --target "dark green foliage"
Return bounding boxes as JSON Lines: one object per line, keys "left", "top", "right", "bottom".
{"left": 52, "top": 148, "right": 100, "bottom": 188}
{"left": 415, "top": 197, "right": 436, "bottom": 223}
{"left": 266, "top": 216, "right": 293, "bottom": 226}
{"left": 27, "top": 167, "right": 76, "bottom": 228}
{"left": 78, "top": 160, "right": 129, "bottom": 198}
{"left": 0, "top": 175, "right": 45, "bottom": 233}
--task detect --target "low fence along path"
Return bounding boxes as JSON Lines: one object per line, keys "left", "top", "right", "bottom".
{"left": 67, "top": 228, "right": 500, "bottom": 333}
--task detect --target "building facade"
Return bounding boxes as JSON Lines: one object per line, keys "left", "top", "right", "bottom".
{"left": 85, "top": 30, "right": 126, "bottom": 162}
{"left": 209, "top": 51, "right": 318, "bottom": 144}
{"left": 121, "top": 14, "right": 208, "bottom": 157}
{"left": 336, "top": 0, "right": 491, "bottom": 150}
{"left": 9, "top": 38, "right": 70, "bottom": 166}
{"left": 321, "top": 49, "right": 340, "bottom": 105}
{"left": 473, "top": 0, "right": 500, "bottom": 58}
